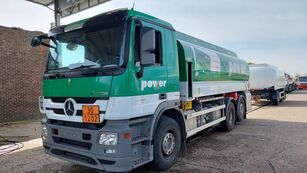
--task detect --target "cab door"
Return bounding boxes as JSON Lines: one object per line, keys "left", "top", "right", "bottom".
{"left": 132, "top": 20, "right": 168, "bottom": 96}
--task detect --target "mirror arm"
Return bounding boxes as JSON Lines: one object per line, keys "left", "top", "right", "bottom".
{"left": 51, "top": 37, "right": 58, "bottom": 45}
{"left": 41, "top": 42, "right": 56, "bottom": 49}
{"left": 136, "top": 66, "right": 144, "bottom": 78}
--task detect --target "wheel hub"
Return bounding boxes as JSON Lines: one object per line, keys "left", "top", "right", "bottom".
{"left": 162, "top": 132, "right": 175, "bottom": 156}
{"left": 240, "top": 103, "right": 244, "bottom": 114}
{"left": 229, "top": 109, "right": 234, "bottom": 123}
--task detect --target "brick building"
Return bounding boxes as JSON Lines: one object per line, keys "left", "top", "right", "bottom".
{"left": 0, "top": 26, "right": 47, "bottom": 123}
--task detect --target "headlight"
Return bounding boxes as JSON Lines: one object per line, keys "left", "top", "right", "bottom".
{"left": 99, "top": 132, "right": 118, "bottom": 146}
{"left": 39, "top": 96, "right": 45, "bottom": 113}
{"left": 41, "top": 124, "right": 48, "bottom": 140}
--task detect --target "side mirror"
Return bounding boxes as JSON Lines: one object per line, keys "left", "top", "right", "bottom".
{"left": 140, "top": 27, "right": 156, "bottom": 67}
{"left": 31, "top": 34, "right": 49, "bottom": 47}
{"left": 31, "top": 36, "right": 43, "bottom": 47}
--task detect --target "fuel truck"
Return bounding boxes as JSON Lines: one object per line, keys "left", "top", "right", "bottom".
{"left": 249, "top": 63, "right": 287, "bottom": 105}
{"left": 32, "top": 9, "right": 251, "bottom": 172}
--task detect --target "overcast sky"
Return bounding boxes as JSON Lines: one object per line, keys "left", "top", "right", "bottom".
{"left": 1, "top": 0, "right": 306, "bottom": 75}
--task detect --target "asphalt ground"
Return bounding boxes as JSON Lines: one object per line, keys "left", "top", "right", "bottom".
{"left": 1, "top": 90, "right": 307, "bottom": 173}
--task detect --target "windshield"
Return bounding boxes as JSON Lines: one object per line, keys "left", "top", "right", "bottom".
{"left": 46, "top": 24, "right": 124, "bottom": 72}
{"left": 299, "top": 77, "right": 307, "bottom": 83}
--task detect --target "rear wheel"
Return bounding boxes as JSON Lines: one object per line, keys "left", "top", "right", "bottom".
{"left": 150, "top": 116, "right": 181, "bottom": 171}
{"left": 220, "top": 100, "right": 236, "bottom": 131}
{"left": 236, "top": 95, "right": 246, "bottom": 122}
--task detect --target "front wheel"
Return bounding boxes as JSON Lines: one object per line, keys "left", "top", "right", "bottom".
{"left": 149, "top": 116, "right": 181, "bottom": 171}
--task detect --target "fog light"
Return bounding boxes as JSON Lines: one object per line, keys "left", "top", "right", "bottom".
{"left": 99, "top": 132, "right": 118, "bottom": 146}
{"left": 41, "top": 124, "right": 48, "bottom": 140}
{"left": 105, "top": 149, "right": 116, "bottom": 154}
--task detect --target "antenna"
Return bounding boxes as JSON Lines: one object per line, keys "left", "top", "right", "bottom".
{"left": 131, "top": 0, "right": 136, "bottom": 10}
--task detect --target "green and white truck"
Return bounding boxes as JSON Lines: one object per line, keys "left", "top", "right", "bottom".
{"left": 32, "top": 9, "right": 251, "bottom": 172}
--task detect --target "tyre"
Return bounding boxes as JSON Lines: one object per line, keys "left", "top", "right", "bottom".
{"left": 272, "top": 91, "right": 279, "bottom": 106}
{"left": 236, "top": 95, "right": 246, "bottom": 122}
{"left": 149, "top": 116, "right": 181, "bottom": 171}
{"left": 220, "top": 99, "right": 236, "bottom": 131}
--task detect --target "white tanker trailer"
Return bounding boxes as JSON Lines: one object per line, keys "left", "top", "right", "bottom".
{"left": 249, "top": 64, "right": 287, "bottom": 105}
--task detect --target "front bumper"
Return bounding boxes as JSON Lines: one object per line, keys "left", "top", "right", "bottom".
{"left": 41, "top": 118, "right": 133, "bottom": 172}
{"left": 43, "top": 143, "right": 131, "bottom": 172}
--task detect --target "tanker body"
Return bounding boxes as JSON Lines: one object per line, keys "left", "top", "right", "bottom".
{"left": 176, "top": 32, "right": 250, "bottom": 99}
{"left": 32, "top": 9, "right": 251, "bottom": 172}
{"left": 249, "top": 64, "right": 286, "bottom": 105}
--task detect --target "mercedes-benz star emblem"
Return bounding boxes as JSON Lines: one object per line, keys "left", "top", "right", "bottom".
{"left": 64, "top": 99, "right": 76, "bottom": 116}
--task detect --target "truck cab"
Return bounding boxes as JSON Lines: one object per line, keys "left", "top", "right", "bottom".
{"left": 35, "top": 9, "right": 180, "bottom": 172}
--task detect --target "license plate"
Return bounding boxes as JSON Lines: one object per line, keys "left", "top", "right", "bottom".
{"left": 82, "top": 105, "right": 100, "bottom": 124}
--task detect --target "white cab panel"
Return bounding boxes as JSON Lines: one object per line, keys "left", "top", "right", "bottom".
{"left": 104, "top": 92, "right": 180, "bottom": 120}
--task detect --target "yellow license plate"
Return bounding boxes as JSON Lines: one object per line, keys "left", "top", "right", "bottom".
{"left": 82, "top": 105, "right": 100, "bottom": 124}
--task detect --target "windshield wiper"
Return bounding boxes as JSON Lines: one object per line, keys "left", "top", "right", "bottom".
{"left": 45, "top": 71, "right": 66, "bottom": 79}
{"left": 81, "top": 67, "right": 105, "bottom": 76}
{"left": 101, "top": 64, "right": 118, "bottom": 68}
{"left": 80, "top": 65, "right": 118, "bottom": 76}
{"left": 68, "top": 64, "right": 98, "bottom": 70}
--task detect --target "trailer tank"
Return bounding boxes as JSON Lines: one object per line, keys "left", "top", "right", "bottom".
{"left": 249, "top": 64, "right": 286, "bottom": 90}
{"left": 176, "top": 32, "right": 250, "bottom": 100}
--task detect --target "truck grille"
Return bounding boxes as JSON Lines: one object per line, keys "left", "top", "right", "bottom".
{"left": 47, "top": 97, "right": 107, "bottom": 104}
{"left": 46, "top": 108, "right": 83, "bottom": 116}
{"left": 49, "top": 119, "right": 105, "bottom": 130}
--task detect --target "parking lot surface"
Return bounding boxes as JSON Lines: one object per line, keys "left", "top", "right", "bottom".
{"left": 1, "top": 90, "right": 307, "bottom": 173}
